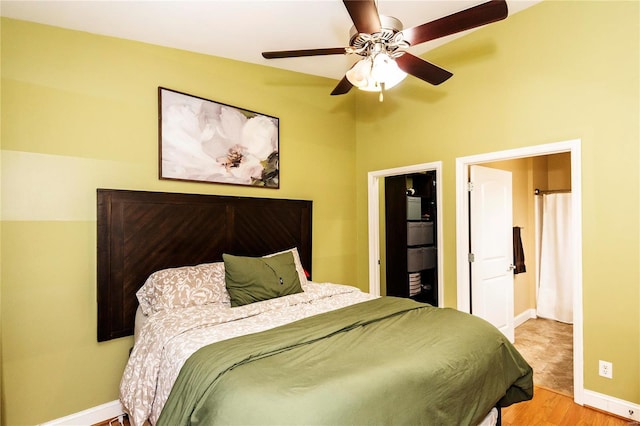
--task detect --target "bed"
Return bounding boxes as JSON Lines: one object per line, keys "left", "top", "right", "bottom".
{"left": 97, "top": 189, "right": 533, "bottom": 426}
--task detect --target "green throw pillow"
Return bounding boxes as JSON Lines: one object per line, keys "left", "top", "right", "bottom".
{"left": 223, "top": 251, "right": 303, "bottom": 307}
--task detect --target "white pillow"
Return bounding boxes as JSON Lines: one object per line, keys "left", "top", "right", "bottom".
{"left": 136, "top": 262, "right": 229, "bottom": 315}
{"left": 264, "top": 247, "right": 309, "bottom": 289}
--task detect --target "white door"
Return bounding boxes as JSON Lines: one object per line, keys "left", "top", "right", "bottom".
{"left": 469, "top": 165, "right": 515, "bottom": 342}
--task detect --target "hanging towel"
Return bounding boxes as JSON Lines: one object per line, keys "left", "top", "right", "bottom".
{"left": 513, "top": 226, "right": 526, "bottom": 274}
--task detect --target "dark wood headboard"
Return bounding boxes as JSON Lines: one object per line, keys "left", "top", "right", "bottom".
{"left": 97, "top": 189, "right": 312, "bottom": 342}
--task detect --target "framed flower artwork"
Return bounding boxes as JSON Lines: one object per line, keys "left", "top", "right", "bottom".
{"left": 158, "top": 87, "right": 279, "bottom": 188}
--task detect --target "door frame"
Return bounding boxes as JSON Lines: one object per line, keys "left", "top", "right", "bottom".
{"left": 455, "top": 139, "right": 583, "bottom": 404}
{"left": 367, "top": 161, "right": 443, "bottom": 307}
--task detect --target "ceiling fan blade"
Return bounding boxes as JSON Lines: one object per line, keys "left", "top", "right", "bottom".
{"left": 396, "top": 53, "right": 453, "bottom": 86}
{"left": 331, "top": 76, "right": 354, "bottom": 96}
{"left": 343, "top": 0, "right": 381, "bottom": 34}
{"left": 401, "top": 0, "right": 508, "bottom": 46}
{"left": 262, "top": 47, "right": 348, "bottom": 59}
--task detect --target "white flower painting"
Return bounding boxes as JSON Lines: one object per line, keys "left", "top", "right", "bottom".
{"left": 159, "top": 88, "right": 279, "bottom": 187}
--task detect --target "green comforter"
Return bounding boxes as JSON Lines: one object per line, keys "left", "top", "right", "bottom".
{"left": 158, "top": 297, "right": 533, "bottom": 425}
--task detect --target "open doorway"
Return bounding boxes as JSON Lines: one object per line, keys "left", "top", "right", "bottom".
{"left": 367, "top": 161, "right": 443, "bottom": 308}
{"left": 385, "top": 171, "right": 439, "bottom": 305}
{"left": 455, "top": 139, "right": 583, "bottom": 404}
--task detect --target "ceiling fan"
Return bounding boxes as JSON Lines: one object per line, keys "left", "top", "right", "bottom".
{"left": 262, "top": 0, "right": 508, "bottom": 100}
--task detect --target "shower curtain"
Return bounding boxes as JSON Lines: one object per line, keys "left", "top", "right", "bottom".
{"left": 536, "top": 193, "right": 573, "bottom": 324}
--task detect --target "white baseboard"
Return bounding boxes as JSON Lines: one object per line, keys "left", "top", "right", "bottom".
{"left": 583, "top": 389, "right": 640, "bottom": 422}
{"left": 514, "top": 308, "right": 536, "bottom": 328}
{"left": 40, "top": 400, "right": 125, "bottom": 426}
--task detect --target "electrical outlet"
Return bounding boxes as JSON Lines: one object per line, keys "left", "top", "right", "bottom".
{"left": 599, "top": 360, "right": 613, "bottom": 379}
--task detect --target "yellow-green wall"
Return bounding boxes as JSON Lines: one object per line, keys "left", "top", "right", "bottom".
{"left": 1, "top": 19, "right": 357, "bottom": 425}
{"left": 355, "top": 0, "right": 638, "bottom": 406}
{"left": 1, "top": 0, "right": 639, "bottom": 424}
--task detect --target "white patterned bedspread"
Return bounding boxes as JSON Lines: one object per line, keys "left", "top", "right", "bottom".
{"left": 120, "top": 283, "right": 376, "bottom": 426}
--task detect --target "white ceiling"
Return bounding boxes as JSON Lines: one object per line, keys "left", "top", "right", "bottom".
{"left": 0, "top": 0, "right": 540, "bottom": 80}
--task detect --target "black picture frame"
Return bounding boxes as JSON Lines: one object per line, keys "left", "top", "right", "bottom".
{"left": 158, "top": 87, "right": 279, "bottom": 188}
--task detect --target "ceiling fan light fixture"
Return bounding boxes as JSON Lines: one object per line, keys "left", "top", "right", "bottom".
{"left": 262, "top": 0, "right": 509, "bottom": 97}
{"left": 345, "top": 57, "right": 372, "bottom": 88}
{"left": 346, "top": 53, "right": 407, "bottom": 92}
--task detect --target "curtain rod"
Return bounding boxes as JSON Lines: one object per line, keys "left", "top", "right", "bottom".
{"left": 534, "top": 188, "right": 571, "bottom": 195}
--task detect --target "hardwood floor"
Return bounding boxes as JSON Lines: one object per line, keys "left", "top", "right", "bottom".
{"left": 92, "top": 415, "right": 130, "bottom": 426}
{"left": 96, "top": 388, "right": 635, "bottom": 426}
{"left": 502, "top": 386, "right": 638, "bottom": 426}
{"left": 97, "top": 393, "right": 635, "bottom": 426}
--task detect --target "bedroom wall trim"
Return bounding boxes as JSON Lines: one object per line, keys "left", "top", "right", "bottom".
{"left": 39, "top": 400, "right": 124, "bottom": 426}
{"left": 514, "top": 308, "right": 537, "bottom": 328}
{"left": 367, "top": 161, "right": 443, "bottom": 306}
{"left": 583, "top": 390, "right": 640, "bottom": 422}
{"left": 455, "top": 139, "right": 584, "bottom": 405}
